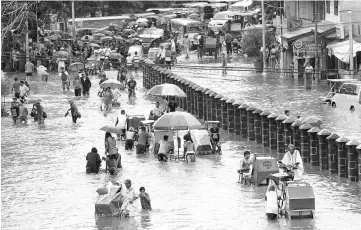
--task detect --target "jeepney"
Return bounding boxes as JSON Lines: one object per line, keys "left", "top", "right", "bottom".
{"left": 170, "top": 18, "right": 206, "bottom": 49}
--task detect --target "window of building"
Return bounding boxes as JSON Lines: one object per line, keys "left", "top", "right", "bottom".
{"left": 59, "top": 22, "right": 64, "bottom": 31}
{"left": 334, "top": 0, "right": 339, "bottom": 16}
{"left": 326, "top": 0, "right": 330, "bottom": 14}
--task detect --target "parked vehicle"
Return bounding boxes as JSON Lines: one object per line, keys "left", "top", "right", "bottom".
{"left": 208, "top": 11, "right": 235, "bottom": 33}
{"left": 126, "top": 45, "right": 144, "bottom": 67}
{"left": 137, "top": 27, "right": 165, "bottom": 54}
{"left": 330, "top": 81, "right": 361, "bottom": 111}
{"left": 171, "top": 18, "right": 206, "bottom": 49}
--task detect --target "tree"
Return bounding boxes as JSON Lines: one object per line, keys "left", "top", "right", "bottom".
{"left": 241, "top": 28, "right": 275, "bottom": 59}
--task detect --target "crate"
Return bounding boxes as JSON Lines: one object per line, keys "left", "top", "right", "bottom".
{"left": 286, "top": 182, "right": 315, "bottom": 218}
{"left": 252, "top": 156, "right": 279, "bottom": 185}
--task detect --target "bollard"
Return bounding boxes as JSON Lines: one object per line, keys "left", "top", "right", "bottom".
{"left": 291, "top": 120, "right": 302, "bottom": 151}
{"left": 299, "top": 123, "right": 312, "bottom": 163}
{"left": 205, "top": 90, "right": 214, "bottom": 121}
{"left": 202, "top": 88, "right": 210, "bottom": 120}
{"left": 142, "top": 60, "right": 147, "bottom": 87}
{"left": 220, "top": 97, "right": 229, "bottom": 131}
{"left": 154, "top": 66, "right": 161, "bottom": 86}
{"left": 189, "top": 83, "right": 196, "bottom": 115}
{"left": 181, "top": 79, "right": 189, "bottom": 110}
{"left": 214, "top": 94, "right": 223, "bottom": 124}
{"left": 226, "top": 99, "right": 235, "bottom": 133}
{"left": 191, "top": 84, "right": 200, "bottom": 116}
{"left": 267, "top": 113, "right": 278, "bottom": 150}
{"left": 357, "top": 144, "right": 361, "bottom": 183}
{"left": 336, "top": 137, "right": 349, "bottom": 178}
{"left": 165, "top": 71, "right": 172, "bottom": 84}
{"left": 184, "top": 81, "right": 192, "bottom": 113}
{"left": 253, "top": 109, "right": 263, "bottom": 144}
{"left": 327, "top": 133, "right": 340, "bottom": 174}
{"left": 317, "top": 129, "right": 331, "bottom": 170}
{"left": 275, "top": 115, "right": 287, "bottom": 155}
{"left": 176, "top": 77, "right": 184, "bottom": 109}
{"left": 283, "top": 117, "right": 295, "bottom": 146}
{"left": 160, "top": 68, "right": 166, "bottom": 84}
{"left": 233, "top": 101, "right": 242, "bottom": 136}
{"left": 239, "top": 104, "right": 249, "bottom": 139}
{"left": 195, "top": 87, "right": 204, "bottom": 119}
{"left": 210, "top": 92, "right": 218, "bottom": 121}
{"left": 246, "top": 106, "right": 256, "bottom": 141}
{"left": 260, "top": 110, "right": 271, "bottom": 147}
{"left": 346, "top": 140, "right": 360, "bottom": 182}
{"left": 308, "top": 127, "right": 320, "bottom": 166}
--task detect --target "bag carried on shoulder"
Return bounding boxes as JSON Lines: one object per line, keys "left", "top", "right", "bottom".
{"left": 43, "top": 111, "right": 47, "bottom": 119}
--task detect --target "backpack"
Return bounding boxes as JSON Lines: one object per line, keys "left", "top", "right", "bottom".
{"left": 10, "top": 105, "right": 19, "bottom": 117}
{"left": 61, "top": 72, "right": 68, "bottom": 81}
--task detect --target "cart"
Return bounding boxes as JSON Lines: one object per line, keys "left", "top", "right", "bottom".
{"left": 204, "top": 37, "right": 217, "bottom": 58}
{"left": 126, "top": 115, "right": 146, "bottom": 131}
{"left": 266, "top": 164, "right": 315, "bottom": 219}
{"left": 139, "top": 120, "right": 155, "bottom": 134}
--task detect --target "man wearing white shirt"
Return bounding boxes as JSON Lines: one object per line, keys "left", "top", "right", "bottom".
{"left": 281, "top": 144, "right": 304, "bottom": 180}
{"left": 104, "top": 45, "right": 111, "bottom": 57}
{"left": 37, "top": 63, "right": 49, "bottom": 82}
{"left": 120, "top": 179, "right": 139, "bottom": 217}
{"left": 152, "top": 102, "right": 163, "bottom": 120}
{"left": 115, "top": 110, "right": 127, "bottom": 140}
{"left": 19, "top": 81, "right": 29, "bottom": 99}
{"left": 158, "top": 135, "right": 169, "bottom": 161}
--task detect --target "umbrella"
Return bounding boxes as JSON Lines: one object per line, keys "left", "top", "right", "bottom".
{"left": 114, "top": 36, "right": 124, "bottom": 41}
{"left": 301, "top": 116, "right": 322, "bottom": 127}
{"left": 100, "top": 79, "right": 123, "bottom": 89}
{"left": 69, "top": 62, "right": 85, "bottom": 72}
{"left": 153, "top": 111, "right": 202, "bottom": 130}
{"left": 100, "top": 125, "right": 123, "bottom": 134}
{"left": 94, "top": 33, "right": 105, "bottom": 37}
{"left": 88, "top": 43, "right": 100, "bottom": 48}
{"left": 54, "top": 50, "right": 69, "bottom": 58}
{"left": 26, "top": 98, "right": 42, "bottom": 104}
{"left": 108, "top": 52, "right": 122, "bottom": 59}
{"left": 100, "top": 36, "right": 113, "bottom": 42}
{"left": 147, "top": 83, "right": 186, "bottom": 97}
{"left": 101, "top": 30, "right": 114, "bottom": 36}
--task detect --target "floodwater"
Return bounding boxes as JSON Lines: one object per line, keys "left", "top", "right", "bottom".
{"left": 1, "top": 66, "right": 361, "bottom": 230}
{"left": 174, "top": 53, "right": 361, "bottom": 142}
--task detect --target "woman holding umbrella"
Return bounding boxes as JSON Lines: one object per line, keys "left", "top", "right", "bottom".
{"left": 102, "top": 87, "right": 113, "bottom": 111}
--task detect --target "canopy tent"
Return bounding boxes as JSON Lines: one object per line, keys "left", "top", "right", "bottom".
{"left": 230, "top": 0, "right": 253, "bottom": 8}
{"left": 326, "top": 40, "right": 361, "bottom": 64}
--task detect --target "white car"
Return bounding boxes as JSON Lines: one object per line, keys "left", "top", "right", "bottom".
{"left": 331, "top": 82, "right": 361, "bottom": 111}
{"left": 208, "top": 11, "right": 234, "bottom": 32}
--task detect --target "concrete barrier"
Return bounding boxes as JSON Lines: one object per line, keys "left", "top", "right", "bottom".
{"left": 260, "top": 110, "right": 271, "bottom": 147}
{"left": 239, "top": 104, "right": 249, "bottom": 139}
{"left": 141, "top": 60, "right": 361, "bottom": 183}
{"left": 336, "top": 137, "right": 349, "bottom": 178}
{"left": 253, "top": 109, "right": 263, "bottom": 144}
{"left": 317, "top": 129, "right": 331, "bottom": 170}
{"left": 246, "top": 106, "right": 256, "bottom": 141}
{"left": 267, "top": 113, "right": 278, "bottom": 150}
{"left": 233, "top": 101, "right": 242, "bottom": 136}
{"left": 226, "top": 99, "right": 235, "bottom": 133}
{"left": 220, "top": 96, "right": 229, "bottom": 131}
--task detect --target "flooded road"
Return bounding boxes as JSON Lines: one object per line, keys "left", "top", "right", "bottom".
{"left": 174, "top": 53, "right": 361, "bottom": 142}
{"left": 1, "top": 69, "right": 361, "bottom": 230}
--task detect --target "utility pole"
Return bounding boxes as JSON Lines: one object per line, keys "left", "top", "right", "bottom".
{"left": 314, "top": 0, "right": 319, "bottom": 81}
{"left": 25, "top": 4, "right": 29, "bottom": 62}
{"left": 261, "top": 0, "right": 266, "bottom": 72}
{"left": 348, "top": 10, "right": 354, "bottom": 73}
{"left": 71, "top": 1, "right": 75, "bottom": 39}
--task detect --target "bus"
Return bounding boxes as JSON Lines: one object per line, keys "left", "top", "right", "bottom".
{"left": 171, "top": 18, "right": 206, "bottom": 49}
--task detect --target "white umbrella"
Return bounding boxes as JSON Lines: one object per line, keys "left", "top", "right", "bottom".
{"left": 100, "top": 125, "right": 122, "bottom": 134}
{"left": 230, "top": 0, "right": 253, "bottom": 7}
{"left": 147, "top": 83, "right": 187, "bottom": 97}
{"left": 153, "top": 111, "right": 202, "bottom": 131}
{"left": 100, "top": 79, "right": 123, "bottom": 89}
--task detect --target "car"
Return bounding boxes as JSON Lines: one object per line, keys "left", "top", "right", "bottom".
{"left": 208, "top": 11, "right": 235, "bottom": 33}
{"left": 330, "top": 81, "right": 361, "bottom": 111}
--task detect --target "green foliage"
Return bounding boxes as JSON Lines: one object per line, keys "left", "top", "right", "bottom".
{"left": 241, "top": 29, "right": 275, "bottom": 59}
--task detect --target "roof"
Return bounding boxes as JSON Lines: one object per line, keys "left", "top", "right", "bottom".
{"left": 281, "top": 21, "right": 336, "bottom": 42}
{"left": 171, "top": 18, "right": 203, "bottom": 26}
{"left": 133, "top": 12, "right": 156, "bottom": 18}
{"left": 72, "top": 15, "right": 131, "bottom": 22}
{"left": 146, "top": 8, "right": 174, "bottom": 12}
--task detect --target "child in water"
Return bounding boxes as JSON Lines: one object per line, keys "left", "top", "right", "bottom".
{"left": 265, "top": 185, "right": 278, "bottom": 220}
{"left": 139, "top": 187, "right": 152, "bottom": 211}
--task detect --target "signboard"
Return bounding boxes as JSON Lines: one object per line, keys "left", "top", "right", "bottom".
{"left": 293, "top": 40, "right": 322, "bottom": 58}
{"left": 336, "top": 23, "right": 345, "bottom": 39}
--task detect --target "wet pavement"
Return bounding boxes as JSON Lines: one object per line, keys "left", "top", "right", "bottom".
{"left": 1, "top": 66, "right": 361, "bottom": 230}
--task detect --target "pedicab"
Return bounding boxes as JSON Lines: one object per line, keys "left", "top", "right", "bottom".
{"left": 139, "top": 120, "right": 155, "bottom": 134}
{"left": 126, "top": 114, "right": 146, "bottom": 131}
{"left": 266, "top": 162, "right": 315, "bottom": 219}
{"left": 152, "top": 111, "right": 202, "bottom": 162}
{"left": 204, "top": 37, "right": 217, "bottom": 58}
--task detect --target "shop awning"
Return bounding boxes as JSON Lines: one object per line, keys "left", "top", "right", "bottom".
{"left": 326, "top": 40, "right": 361, "bottom": 63}
{"left": 230, "top": 0, "right": 253, "bottom": 8}
{"left": 281, "top": 21, "right": 336, "bottom": 42}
